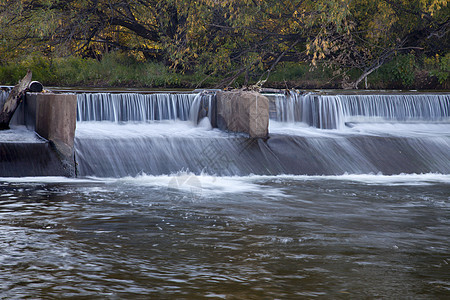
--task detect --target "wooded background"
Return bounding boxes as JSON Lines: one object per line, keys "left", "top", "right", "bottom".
{"left": 0, "top": 0, "right": 448, "bottom": 89}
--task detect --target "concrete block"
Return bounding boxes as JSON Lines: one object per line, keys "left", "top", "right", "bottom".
{"left": 216, "top": 91, "right": 269, "bottom": 138}
{"left": 27, "top": 93, "right": 77, "bottom": 176}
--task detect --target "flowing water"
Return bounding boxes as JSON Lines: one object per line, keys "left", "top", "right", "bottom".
{"left": 1, "top": 174, "right": 449, "bottom": 298}
{"left": 1, "top": 91, "right": 449, "bottom": 298}
{"left": 0, "top": 90, "right": 9, "bottom": 108}
{"left": 271, "top": 93, "right": 449, "bottom": 129}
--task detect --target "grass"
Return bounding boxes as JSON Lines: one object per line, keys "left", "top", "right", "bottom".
{"left": 0, "top": 52, "right": 183, "bottom": 88}
{"left": 0, "top": 52, "right": 448, "bottom": 90}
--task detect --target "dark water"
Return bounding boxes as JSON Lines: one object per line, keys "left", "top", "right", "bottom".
{"left": 1, "top": 174, "right": 449, "bottom": 298}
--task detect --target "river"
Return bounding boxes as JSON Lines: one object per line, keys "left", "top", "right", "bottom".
{"left": 1, "top": 91, "right": 449, "bottom": 298}
{"left": 1, "top": 173, "right": 449, "bottom": 298}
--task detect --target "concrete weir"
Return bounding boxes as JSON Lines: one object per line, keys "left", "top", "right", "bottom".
{"left": 1, "top": 90, "right": 272, "bottom": 177}
{"left": 0, "top": 93, "right": 77, "bottom": 177}
{"left": 215, "top": 91, "right": 269, "bottom": 138}
{"left": 2, "top": 89, "right": 449, "bottom": 177}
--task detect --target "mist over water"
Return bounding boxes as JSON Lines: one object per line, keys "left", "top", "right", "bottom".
{"left": 1, "top": 92, "right": 450, "bottom": 298}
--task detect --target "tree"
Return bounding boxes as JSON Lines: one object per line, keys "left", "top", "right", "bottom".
{"left": 1, "top": 0, "right": 448, "bottom": 88}
{"left": 306, "top": 0, "right": 449, "bottom": 88}
{"left": 1, "top": 0, "right": 171, "bottom": 60}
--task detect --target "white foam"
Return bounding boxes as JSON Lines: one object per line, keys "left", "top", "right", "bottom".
{"left": 75, "top": 121, "right": 228, "bottom": 139}
{"left": 347, "top": 123, "right": 450, "bottom": 137}
{"left": 114, "top": 172, "right": 285, "bottom": 197}
{"left": 1, "top": 173, "right": 448, "bottom": 191}
{"left": 269, "top": 120, "right": 450, "bottom": 138}
{"left": 0, "top": 126, "right": 42, "bottom": 143}
{"left": 269, "top": 121, "right": 336, "bottom": 137}
{"left": 265, "top": 173, "right": 450, "bottom": 186}
{"left": 0, "top": 176, "right": 101, "bottom": 184}
{"left": 92, "top": 172, "right": 450, "bottom": 198}
{"left": 197, "top": 117, "right": 213, "bottom": 130}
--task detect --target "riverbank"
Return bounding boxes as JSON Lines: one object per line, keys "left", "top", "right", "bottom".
{"left": 0, "top": 53, "right": 449, "bottom": 90}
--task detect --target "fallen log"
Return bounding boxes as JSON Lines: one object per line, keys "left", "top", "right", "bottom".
{"left": 0, "top": 70, "right": 32, "bottom": 130}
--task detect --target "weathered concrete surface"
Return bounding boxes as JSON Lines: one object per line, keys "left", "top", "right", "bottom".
{"left": 27, "top": 93, "right": 77, "bottom": 176}
{"left": 216, "top": 91, "right": 269, "bottom": 138}
{"left": 0, "top": 141, "right": 70, "bottom": 176}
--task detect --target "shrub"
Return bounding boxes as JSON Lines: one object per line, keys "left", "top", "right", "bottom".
{"left": 424, "top": 53, "right": 450, "bottom": 85}
{"left": 391, "top": 53, "right": 417, "bottom": 87}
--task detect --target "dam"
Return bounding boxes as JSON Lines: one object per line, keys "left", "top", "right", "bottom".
{"left": 1, "top": 90, "right": 449, "bottom": 177}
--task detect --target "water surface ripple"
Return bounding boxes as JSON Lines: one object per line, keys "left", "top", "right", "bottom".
{"left": 0, "top": 175, "right": 449, "bottom": 298}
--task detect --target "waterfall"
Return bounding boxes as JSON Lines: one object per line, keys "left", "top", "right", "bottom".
{"left": 189, "top": 92, "right": 214, "bottom": 124}
{"left": 272, "top": 93, "right": 450, "bottom": 129}
{"left": 72, "top": 91, "right": 450, "bottom": 177}
{"left": 77, "top": 92, "right": 215, "bottom": 123}
{"left": 2, "top": 89, "right": 448, "bottom": 177}
{"left": 74, "top": 127, "right": 450, "bottom": 177}
{"left": 0, "top": 90, "right": 10, "bottom": 109}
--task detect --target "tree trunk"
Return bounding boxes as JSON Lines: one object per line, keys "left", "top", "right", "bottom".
{"left": 0, "top": 70, "right": 32, "bottom": 130}
{"left": 352, "top": 63, "right": 383, "bottom": 89}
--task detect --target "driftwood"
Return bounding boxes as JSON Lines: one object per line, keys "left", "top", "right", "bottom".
{"left": 0, "top": 70, "right": 32, "bottom": 130}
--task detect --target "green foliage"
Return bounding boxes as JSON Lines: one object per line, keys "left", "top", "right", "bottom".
{"left": 267, "top": 62, "right": 307, "bottom": 83}
{"left": 424, "top": 53, "right": 450, "bottom": 84}
{"left": 23, "top": 54, "right": 57, "bottom": 83}
{"left": 0, "top": 52, "right": 182, "bottom": 88}
{"left": 54, "top": 52, "right": 182, "bottom": 87}
{"left": 1, "top": 0, "right": 448, "bottom": 89}
{"left": 52, "top": 56, "right": 98, "bottom": 86}
{"left": 1, "top": 51, "right": 448, "bottom": 89}
{"left": 0, "top": 63, "right": 27, "bottom": 85}
{"left": 265, "top": 62, "right": 346, "bottom": 89}
{"left": 390, "top": 53, "right": 417, "bottom": 87}
{"left": 0, "top": 53, "right": 55, "bottom": 84}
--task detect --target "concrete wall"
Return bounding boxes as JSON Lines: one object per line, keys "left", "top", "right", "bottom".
{"left": 25, "top": 93, "right": 77, "bottom": 176}
{"left": 0, "top": 141, "right": 72, "bottom": 177}
{"left": 215, "top": 91, "right": 269, "bottom": 138}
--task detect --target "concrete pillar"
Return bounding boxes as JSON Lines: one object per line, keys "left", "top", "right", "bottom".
{"left": 26, "top": 93, "right": 77, "bottom": 176}
{"left": 216, "top": 91, "right": 269, "bottom": 138}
